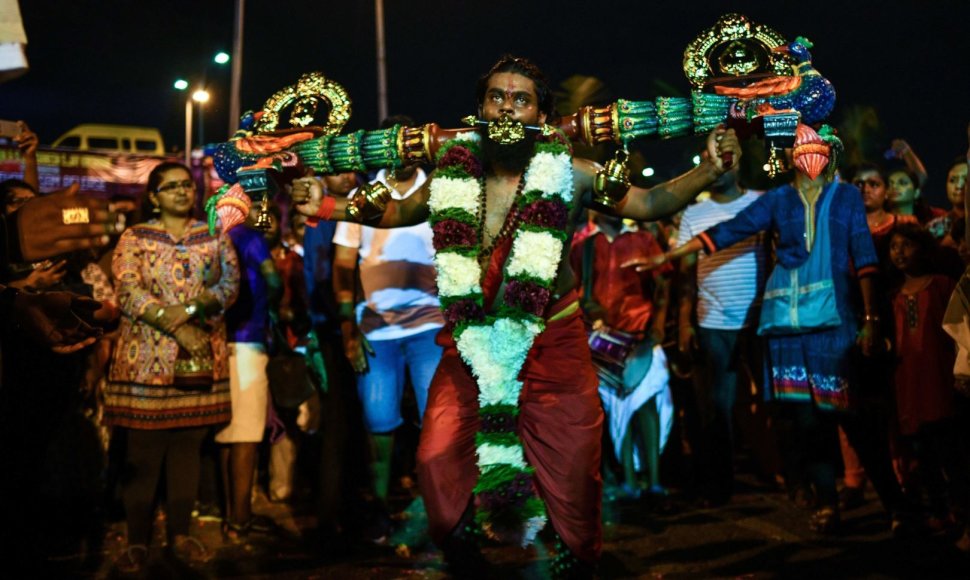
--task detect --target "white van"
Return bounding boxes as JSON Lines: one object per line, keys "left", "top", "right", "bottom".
{"left": 52, "top": 124, "right": 166, "bottom": 156}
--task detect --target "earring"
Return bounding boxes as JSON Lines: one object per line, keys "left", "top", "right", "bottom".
{"left": 152, "top": 204, "right": 160, "bottom": 216}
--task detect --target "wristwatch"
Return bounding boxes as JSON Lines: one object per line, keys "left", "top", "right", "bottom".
{"left": 184, "top": 302, "right": 198, "bottom": 318}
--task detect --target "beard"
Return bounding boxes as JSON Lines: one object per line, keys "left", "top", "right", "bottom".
{"left": 481, "top": 127, "right": 537, "bottom": 175}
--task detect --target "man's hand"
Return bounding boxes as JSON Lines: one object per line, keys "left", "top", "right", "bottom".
{"left": 621, "top": 253, "right": 669, "bottom": 273}
{"left": 705, "top": 126, "right": 741, "bottom": 173}
{"left": 340, "top": 319, "right": 372, "bottom": 374}
{"left": 23, "top": 259, "right": 68, "bottom": 290}
{"left": 857, "top": 319, "right": 880, "bottom": 357}
{"left": 12, "top": 288, "right": 103, "bottom": 354}
{"left": 14, "top": 121, "right": 38, "bottom": 157}
{"left": 174, "top": 325, "right": 212, "bottom": 360}
{"left": 14, "top": 183, "right": 126, "bottom": 261}
{"left": 290, "top": 177, "right": 324, "bottom": 218}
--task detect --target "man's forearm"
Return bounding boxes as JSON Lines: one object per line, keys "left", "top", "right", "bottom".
{"left": 617, "top": 160, "right": 721, "bottom": 221}
{"left": 331, "top": 261, "right": 357, "bottom": 315}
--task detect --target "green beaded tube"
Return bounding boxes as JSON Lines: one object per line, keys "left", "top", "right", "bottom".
{"left": 615, "top": 99, "right": 659, "bottom": 143}
{"left": 691, "top": 93, "right": 734, "bottom": 133}
{"left": 655, "top": 97, "right": 692, "bottom": 138}
{"left": 361, "top": 125, "right": 403, "bottom": 170}
{"left": 292, "top": 135, "right": 334, "bottom": 174}
{"left": 328, "top": 130, "right": 368, "bottom": 172}
{"left": 292, "top": 126, "right": 403, "bottom": 174}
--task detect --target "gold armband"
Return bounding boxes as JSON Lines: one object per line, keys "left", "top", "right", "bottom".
{"left": 346, "top": 181, "right": 392, "bottom": 223}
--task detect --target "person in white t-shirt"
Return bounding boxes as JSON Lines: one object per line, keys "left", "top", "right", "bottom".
{"left": 332, "top": 118, "right": 445, "bottom": 512}
{"left": 676, "top": 166, "right": 765, "bottom": 506}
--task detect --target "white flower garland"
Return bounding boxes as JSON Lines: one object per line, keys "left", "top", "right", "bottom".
{"left": 431, "top": 136, "right": 573, "bottom": 547}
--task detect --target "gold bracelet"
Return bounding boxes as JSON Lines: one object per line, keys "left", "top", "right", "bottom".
{"left": 346, "top": 182, "right": 391, "bottom": 223}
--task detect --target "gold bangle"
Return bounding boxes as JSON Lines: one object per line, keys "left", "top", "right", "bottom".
{"left": 347, "top": 181, "right": 391, "bottom": 223}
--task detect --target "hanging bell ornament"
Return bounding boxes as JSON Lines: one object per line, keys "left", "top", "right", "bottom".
{"left": 763, "top": 148, "right": 788, "bottom": 179}
{"left": 254, "top": 196, "right": 273, "bottom": 231}
{"left": 592, "top": 148, "right": 632, "bottom": 208}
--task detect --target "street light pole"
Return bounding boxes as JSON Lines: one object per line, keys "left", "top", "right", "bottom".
{"left": 375, "top": 0, "right": 388, "bottom": 123}
{"left": 229, "top": 0, "right": 245, "bottom": 133}
{"left": 192, "top": 89, "right": 210, "bottom": 153}
{"left": 184, "top": 97, "right": 192, "bottom": 165}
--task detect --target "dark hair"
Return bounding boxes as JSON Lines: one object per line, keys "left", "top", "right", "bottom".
{"left": 851, "top": 162, "right": 887, "bottom": 184}
{"left": 948, "top": 156, "right": 969, "bottom": 175}
{"left": 146, "top": 161, "right": 192, "bottom": 194}
{"left": 380, "top": 115, "right": 414, "bottom": 130}
{"left": 476, "top": 55, "right": 555, "bottom": 119}
{"left": 0, "top": 178, "right": 38, "bottom": 207}
{"left": 889, "top": 222, "right": 937, "bottom": 275}
{"left": 887, "top": 166, "right": 919, "bottom": 189}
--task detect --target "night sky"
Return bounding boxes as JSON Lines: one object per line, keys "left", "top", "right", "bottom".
{"left": 5, "top": 0, "right": 970, "bottom": 204}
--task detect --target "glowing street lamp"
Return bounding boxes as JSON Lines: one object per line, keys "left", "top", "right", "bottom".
{"left": 174, "top": 52, "right": 229, "bottom": 163}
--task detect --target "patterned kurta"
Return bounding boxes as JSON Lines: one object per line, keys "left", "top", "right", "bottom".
{"left": 700, "top": 182, "right": 878, "bottom": 411}
{"left": 104, "top": 220, "right": 240, "bottom": 429}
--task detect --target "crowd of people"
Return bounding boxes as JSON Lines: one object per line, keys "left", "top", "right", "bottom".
{"left": 2, "top": 55, "right": 970, "bottom": 578}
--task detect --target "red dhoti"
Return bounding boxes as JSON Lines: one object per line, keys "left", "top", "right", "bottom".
{"left": 416, "top": 239, "right": 604, "bottom": 563}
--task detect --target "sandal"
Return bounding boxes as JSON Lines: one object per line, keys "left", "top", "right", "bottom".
{"left": 115, "top": 544, "right": 148, "bottom": 575}
{"left": 808, "top": 506, "right": 840, "bottom": 534}
{"left": 222, "top": 518, "right": 252, "bottom": 543}
{"left": 170, "top": 534, "right": 211, "bottom": 565}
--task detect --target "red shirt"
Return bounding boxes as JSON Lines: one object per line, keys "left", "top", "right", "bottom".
{"left": 570, "top": 224, "right": 671, "bottom": 333}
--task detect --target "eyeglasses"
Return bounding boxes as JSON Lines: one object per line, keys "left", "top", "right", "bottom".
{"left": 853, "top": 179, "right": 883, "bottom": 189}
{"left": 5, "top": 196, "right": 33, "bottom": 209}
{"left": 156, "top": 179, "right": 195, "bottom": 194}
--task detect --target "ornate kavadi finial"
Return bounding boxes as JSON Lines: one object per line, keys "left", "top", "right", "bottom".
{"left": 255, "top": 71, "right": 352, "bottom": 135}
{"left": 682, "top": 13, "right": 791, "bottom": 90}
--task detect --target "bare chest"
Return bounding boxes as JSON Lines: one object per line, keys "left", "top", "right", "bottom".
{"left": 482, "top": 176, "right": 522, "bottom": 249}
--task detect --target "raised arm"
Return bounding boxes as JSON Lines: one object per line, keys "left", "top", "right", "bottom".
{"left": 577, "top": 128, "right": 740, "bottom": 222}
{"left": 15, "top": 121, "right": 39, "bottom": 192}
{"left": 890, "top": 139, "right": 928, "bottom": 190}
{"left": 290, "top": 176, "right": 430, "bottom": 228}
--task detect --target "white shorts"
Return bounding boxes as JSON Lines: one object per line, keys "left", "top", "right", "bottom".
{"left": 216, "top": 343, "right": 270, "bottom": 443}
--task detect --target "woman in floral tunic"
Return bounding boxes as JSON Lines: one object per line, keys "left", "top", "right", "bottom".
{"left": 104, "top": 162, "right": 239, "bottom": 571}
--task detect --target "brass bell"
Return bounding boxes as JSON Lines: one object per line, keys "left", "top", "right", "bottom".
{"left": 254, "top": 196, "right": 273, "bottom": 231}
{"left": 592, "top": 148, "right": 632, "bottom": 208}
{"left": 763, "top": 148, "right": 788, "bottom": 178}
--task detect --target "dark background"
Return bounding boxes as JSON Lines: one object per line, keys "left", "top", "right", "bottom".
{"left": 4, "top": 0, "right": 969, "bottom": 203}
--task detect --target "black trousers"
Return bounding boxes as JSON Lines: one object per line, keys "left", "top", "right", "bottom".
{"left": 123, "top": 426, "right": 208, "bottom": 545}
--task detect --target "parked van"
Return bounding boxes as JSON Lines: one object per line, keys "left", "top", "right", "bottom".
{"left": 52, "top": 124, "right": 166, "bottom": 156}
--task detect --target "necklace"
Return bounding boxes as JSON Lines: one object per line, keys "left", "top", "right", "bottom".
{"left": 479, "top": 177, "right": 526, "bottom": 269}
{"left": 427, "top": 129, "right": 574, "bottom": 546}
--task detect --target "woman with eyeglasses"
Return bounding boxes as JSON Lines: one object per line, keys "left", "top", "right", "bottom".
{"left": 103, "top": 161, "right": 239, "bottom": 572}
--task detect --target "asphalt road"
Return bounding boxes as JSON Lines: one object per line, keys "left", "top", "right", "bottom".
{"left": 77, "top": 471, "right": 970, "bottom": 579}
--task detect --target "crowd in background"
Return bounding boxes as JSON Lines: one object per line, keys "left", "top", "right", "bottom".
{"left": 2, "top": 118, "right": 970, "bottom": 573}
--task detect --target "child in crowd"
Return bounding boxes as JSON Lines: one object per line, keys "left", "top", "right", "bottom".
{"left": 888, "top": 224, "right": 970, "bottom": 545}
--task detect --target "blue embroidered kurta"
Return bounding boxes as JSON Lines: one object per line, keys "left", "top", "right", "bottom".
{"left": 698, "top": 182, "right": 878, "bottom": 411}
